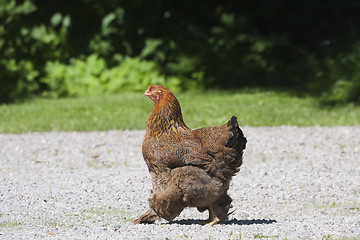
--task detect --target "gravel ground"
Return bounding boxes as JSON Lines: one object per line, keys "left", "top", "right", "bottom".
{"left": 0, "top": 127, "right": 359, "bottom": 240}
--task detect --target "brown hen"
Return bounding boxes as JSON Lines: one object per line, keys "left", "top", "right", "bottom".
{"left": 133, "top": 85, "right": 247, "bottom": 225}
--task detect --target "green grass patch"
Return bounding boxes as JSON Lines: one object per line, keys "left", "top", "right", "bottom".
{"left": 228, "top": 231, "right": 242, "bottom": 240}
{"left": 324, "top": 236, "right": 360, "bottom": 240}
{"left": 253, "top": 233, "right": 279, "bottom": 239}
{"left": 0, "top": 91, "right": 359, "bottom": 133}
{"left": 84, "top": 206, "right": 134, "bottom": 223}
{"left": 0, "top": 220, "right": 25, "bottom": 228}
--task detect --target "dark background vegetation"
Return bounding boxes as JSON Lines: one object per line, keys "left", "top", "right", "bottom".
{"left": 1, "top": 0, "right": 360, "bottom": 103}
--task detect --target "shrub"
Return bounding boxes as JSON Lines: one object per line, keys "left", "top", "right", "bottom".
{"left": 41, "top": 55, "right": 182, "bottom": 97}
{"left": 310, "top": 41, "right": 360, "bottom": 103}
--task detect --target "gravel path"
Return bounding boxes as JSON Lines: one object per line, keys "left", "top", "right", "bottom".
{"left": 0, "top": 127, "right": 359, "bottom": 239}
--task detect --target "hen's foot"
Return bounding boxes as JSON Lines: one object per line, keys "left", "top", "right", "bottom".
{"left": 132, "top": 209, "right": 159, "bottom": 224}
{"left": 208, "top": 217, "right": 220, "bottom": 226}
{"left": 198, "top": 205, "right": 221, "bottom": 226}
{"left": 198, "top": 219, "right": 209, "bottom": 225}
{"left": 198, "top": 217, "right": 220, "bottom": 226}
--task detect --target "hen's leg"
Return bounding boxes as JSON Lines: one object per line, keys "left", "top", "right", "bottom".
{"left": 212, "top": 193, "right": 232, "bottom": 222}
{"left": 198, "top": 205, "right": 220, "bottom": 225}
{"left": 132, "top": 209, "right": 159, "bottom": 224}
{"left": 207, "top": 205, "right": 220, "bottom": 226}
{"left": 199, "top": 193, "right": 232, "bottom": 225}
{"left": 197, "top": 207, "right": 210, "bottom": 225}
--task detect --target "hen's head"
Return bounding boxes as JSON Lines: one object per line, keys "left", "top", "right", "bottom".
{"left": 144, "top": 85, "right": 187, "bottom": 133}
{"left": 143, "top": 85, "right": 170, "bottom": 104}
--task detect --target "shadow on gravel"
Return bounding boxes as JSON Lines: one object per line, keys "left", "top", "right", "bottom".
{"left": 168, "top": 218, "right": 277, "bottom": 225}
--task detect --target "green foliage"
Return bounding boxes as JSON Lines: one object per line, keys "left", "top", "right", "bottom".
{"left": 41, "top": 55, "right": 182, "bottom": 97}
{"left": 311, "top": 41, "right": 360, "bottom": 103}
{"left": 0, "top": 0, "right": 38, "bottom": 100}
{"left": 1, "top": 0, "right": 360, "bottom": 103}
{"left": 0, "top": 0, "right": 71, "bottom": 101}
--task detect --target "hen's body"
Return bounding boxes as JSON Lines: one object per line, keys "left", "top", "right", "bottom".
{"left": 133, "top": 85, "right": 247, "bottom": 225}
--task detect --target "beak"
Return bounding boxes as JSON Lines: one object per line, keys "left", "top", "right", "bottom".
{"left": 143, "top": 86, "right": 152, "bottom": 96}
{"left": 143, "top": 90, "right": 150, "bottom": 97}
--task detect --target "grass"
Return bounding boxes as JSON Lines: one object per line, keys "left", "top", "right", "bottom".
{"left": 323, "top": 237, "right": 360, "bottom": 240}
{"left": 84, "top": 206, "right": 134, "bottom": 223}
{"left": 253, "top": 233, "right": 280, "bottom": 239}
{"left": 0, "top": 90, "right": 359, "bottom": 133}
{"left": 0, "top": 220, "right": 25, "bottom": 228}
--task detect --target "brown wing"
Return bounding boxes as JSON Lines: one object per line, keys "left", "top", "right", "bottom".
{"left": 142, "top": 129, "right": 213, "bottom": 173}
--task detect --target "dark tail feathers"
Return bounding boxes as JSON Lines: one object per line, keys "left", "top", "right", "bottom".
{"left": 224, "top": 116, "right": 247, "bottom": 175}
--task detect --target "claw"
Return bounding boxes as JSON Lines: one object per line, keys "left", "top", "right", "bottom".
{"left": 201, "top": 205, "right": 220, "bottom": 226}
{"left": 208, "top": 217, "right": 220, "bottom": 226}
{"left": 227, "top": 209, "right": 235, "bottom": 216}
